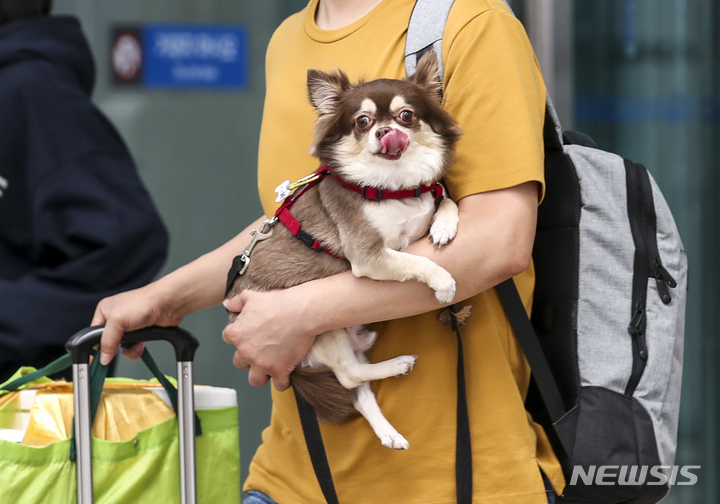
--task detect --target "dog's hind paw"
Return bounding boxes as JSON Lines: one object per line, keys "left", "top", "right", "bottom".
{"left": 389, "top": 355, "right": 417, "bottom": 376}
{"left": 381, "top": 432, "right": 409, "bottom": 450}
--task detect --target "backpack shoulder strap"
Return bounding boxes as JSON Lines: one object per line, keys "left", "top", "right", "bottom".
{"left": 496, "top": 279, "right": 566, "bottom": 422}
{"left": 404, "top": 0, "right": 516, "bottom": 79}
{"left": 405, "top": 0, "right": 565, "bottom": 147}
{"left": 404, "top": 0, "right": 455, "bottom": 80}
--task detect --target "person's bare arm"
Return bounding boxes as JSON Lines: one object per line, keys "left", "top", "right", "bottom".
{"left": 222, "top": 181, "right": 539, "bottom": 390}
{"left": 94, "top": 215, "right": 267, "bottom": 364}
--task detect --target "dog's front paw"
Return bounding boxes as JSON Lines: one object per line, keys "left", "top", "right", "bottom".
{"left": 381, "top": 432, "right": 409, "bottom": 450}
{"left": 430, "top": 218, "right": 458, "bottom": 245}
{"left": 429, "top": 269, "right": 456, "bottom": 303}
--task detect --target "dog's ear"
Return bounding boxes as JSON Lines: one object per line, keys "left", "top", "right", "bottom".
{"left": 307, "top": 69, "right": 351, "bottom": 116}
{"left": 408, "top": 51, "right": 442, "bottom": 99}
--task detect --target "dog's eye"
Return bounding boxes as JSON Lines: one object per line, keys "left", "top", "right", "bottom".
{"left": 355, "top": 115, "right": 373, "bottom": 129}
{"left": 398, "top": 110, "right": 414, "bottom": 124}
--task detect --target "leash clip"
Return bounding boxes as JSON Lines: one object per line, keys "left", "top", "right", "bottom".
{"left": 238, "top": 217, "right": 277, "bottom": 275}
{"left": 236, "top": 252, "right": 251, "bottom": 277}
{"left": 226, "top": 217, "right": 278, "bottom": 296}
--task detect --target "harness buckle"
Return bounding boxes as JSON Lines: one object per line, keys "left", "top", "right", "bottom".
{"left": 297, "top": 229, "right": 322, "bottom": 252}
{"left": 362, "top": 186, "right": 383, "bottom": 200}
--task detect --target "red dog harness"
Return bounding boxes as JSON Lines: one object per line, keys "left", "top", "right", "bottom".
{"left": 225, "top": 166, "right": 444, "bottom": 295}
{"left": 274, "top": 165, "right": 444, "bottom": 259}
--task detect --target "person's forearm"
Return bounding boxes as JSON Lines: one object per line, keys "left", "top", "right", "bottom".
{"left": 292, "top": 183, "right": 539, "bottom": 335}
{"left": 221, "top": 183, "right": 539, "bottom": 389}
{"left": 95, "top": 214, "right": 268, "bottom": 364}
{"left": 154, "top": 215, "right": 267, "bottom": 317}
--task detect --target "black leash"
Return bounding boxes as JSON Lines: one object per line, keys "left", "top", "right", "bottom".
{"left": 294, "top": 388, "right": 340, "bottom": 504}
{"left": 446, "top": 306, "right": 473, "bottom": 504}
{"left": 294, "top": 304, "right": 473, "bottom": 503}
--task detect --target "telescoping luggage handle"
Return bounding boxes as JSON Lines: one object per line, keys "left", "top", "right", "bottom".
{"left": 65, "top": 326, "right": 200, "bottom": 504}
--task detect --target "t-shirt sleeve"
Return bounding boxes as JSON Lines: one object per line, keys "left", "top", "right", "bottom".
{"left": 441, "top": 8, "right": 546, "bottom": 201}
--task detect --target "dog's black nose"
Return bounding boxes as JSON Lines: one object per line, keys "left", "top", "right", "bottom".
{"left": 375, "top": 127, "right": 392, "bottom": 139}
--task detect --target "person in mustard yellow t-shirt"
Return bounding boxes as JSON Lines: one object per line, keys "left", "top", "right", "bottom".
{"left": 93, "top": 0, "right": 565, "bottom": 503}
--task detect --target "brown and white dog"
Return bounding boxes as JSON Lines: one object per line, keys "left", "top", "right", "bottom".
{"left": 226, "top": 51, "right": 461, "bottom": 449}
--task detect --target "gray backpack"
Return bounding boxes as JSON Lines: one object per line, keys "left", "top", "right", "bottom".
{"left": 407, "top": 1, "right": 688, "bottom": 503}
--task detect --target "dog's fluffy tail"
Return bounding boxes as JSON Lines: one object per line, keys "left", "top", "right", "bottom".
{"left": 291, "top": 366, "right": 356, "bottom": 424}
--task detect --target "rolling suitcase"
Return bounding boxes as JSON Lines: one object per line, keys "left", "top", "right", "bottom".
{"left": 0, "top": 325, "right": 239, "bottom": 504}
{"left": 65, "top": 326, "right": 201, "bottom": 504}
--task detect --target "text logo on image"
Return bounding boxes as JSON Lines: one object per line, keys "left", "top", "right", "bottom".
{"left": 570, "top": 465, "right": 701, "bottom": 486}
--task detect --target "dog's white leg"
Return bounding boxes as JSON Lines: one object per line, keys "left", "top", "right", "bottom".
{"left": 430, "top": 195, "right": 459, "bottom": 245}
{"left": 350, "top": 247, "right": 456, "bottom": 303}
{"left": 354, "top": 381, "right": 409, "bottom": 450}
{"left": 334, "top": 354, "right": 417, "bottom": 389}
{"left": 306, "top": 329, "right": 416, "bottom": 389}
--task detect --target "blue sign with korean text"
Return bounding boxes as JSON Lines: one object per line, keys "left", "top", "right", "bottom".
{"left": 142, "top": 25, "right": 248, "bottom": 89}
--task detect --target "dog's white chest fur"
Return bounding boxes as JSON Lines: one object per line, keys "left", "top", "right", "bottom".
{"left": 363, "top": 193, "right": 437, "bottom": 250}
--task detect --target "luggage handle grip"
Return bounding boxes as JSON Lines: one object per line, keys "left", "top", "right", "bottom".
{"left": 65, "top": 325, "right": 200, "bottom": 364}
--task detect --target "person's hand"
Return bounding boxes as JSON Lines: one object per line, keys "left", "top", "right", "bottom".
{"left": 92, "top": 283, "right": 184, "bottom": 365}
{"left": 222, "top": 288, "right": 318, "bottom": 391}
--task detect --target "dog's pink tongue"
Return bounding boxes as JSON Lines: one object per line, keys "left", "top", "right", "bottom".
{"left": 380, "top": 129, "right": 409, "bottom": 155}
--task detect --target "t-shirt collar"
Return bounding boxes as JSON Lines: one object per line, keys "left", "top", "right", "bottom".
{"left": 303, "top": 0, "right": 391, "bottom": 43}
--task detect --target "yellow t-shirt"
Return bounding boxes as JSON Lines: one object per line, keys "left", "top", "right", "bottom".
{"left": 246, "top": 0, "right": 565, "bottom": 503}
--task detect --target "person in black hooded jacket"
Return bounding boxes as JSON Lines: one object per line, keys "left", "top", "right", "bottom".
{"left": 0, "top": 0, "right": 169, "bottom": 382}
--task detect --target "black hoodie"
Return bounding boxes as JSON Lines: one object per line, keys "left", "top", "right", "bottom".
{"left": 0, "top": 16, "right": 168, "bottom": 380}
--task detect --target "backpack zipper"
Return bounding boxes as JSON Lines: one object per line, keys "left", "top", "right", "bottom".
{"left": 654, "top": 257, "right": 677, "bottom": 305}
{"left": 633, "top": 161, "right": 678, "bottom": 306}
{"left": 628, "top": 304, "right": 648, "bottom": 361}
{"left": 624, "top": 159, "right": 676, "bottom": 395}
